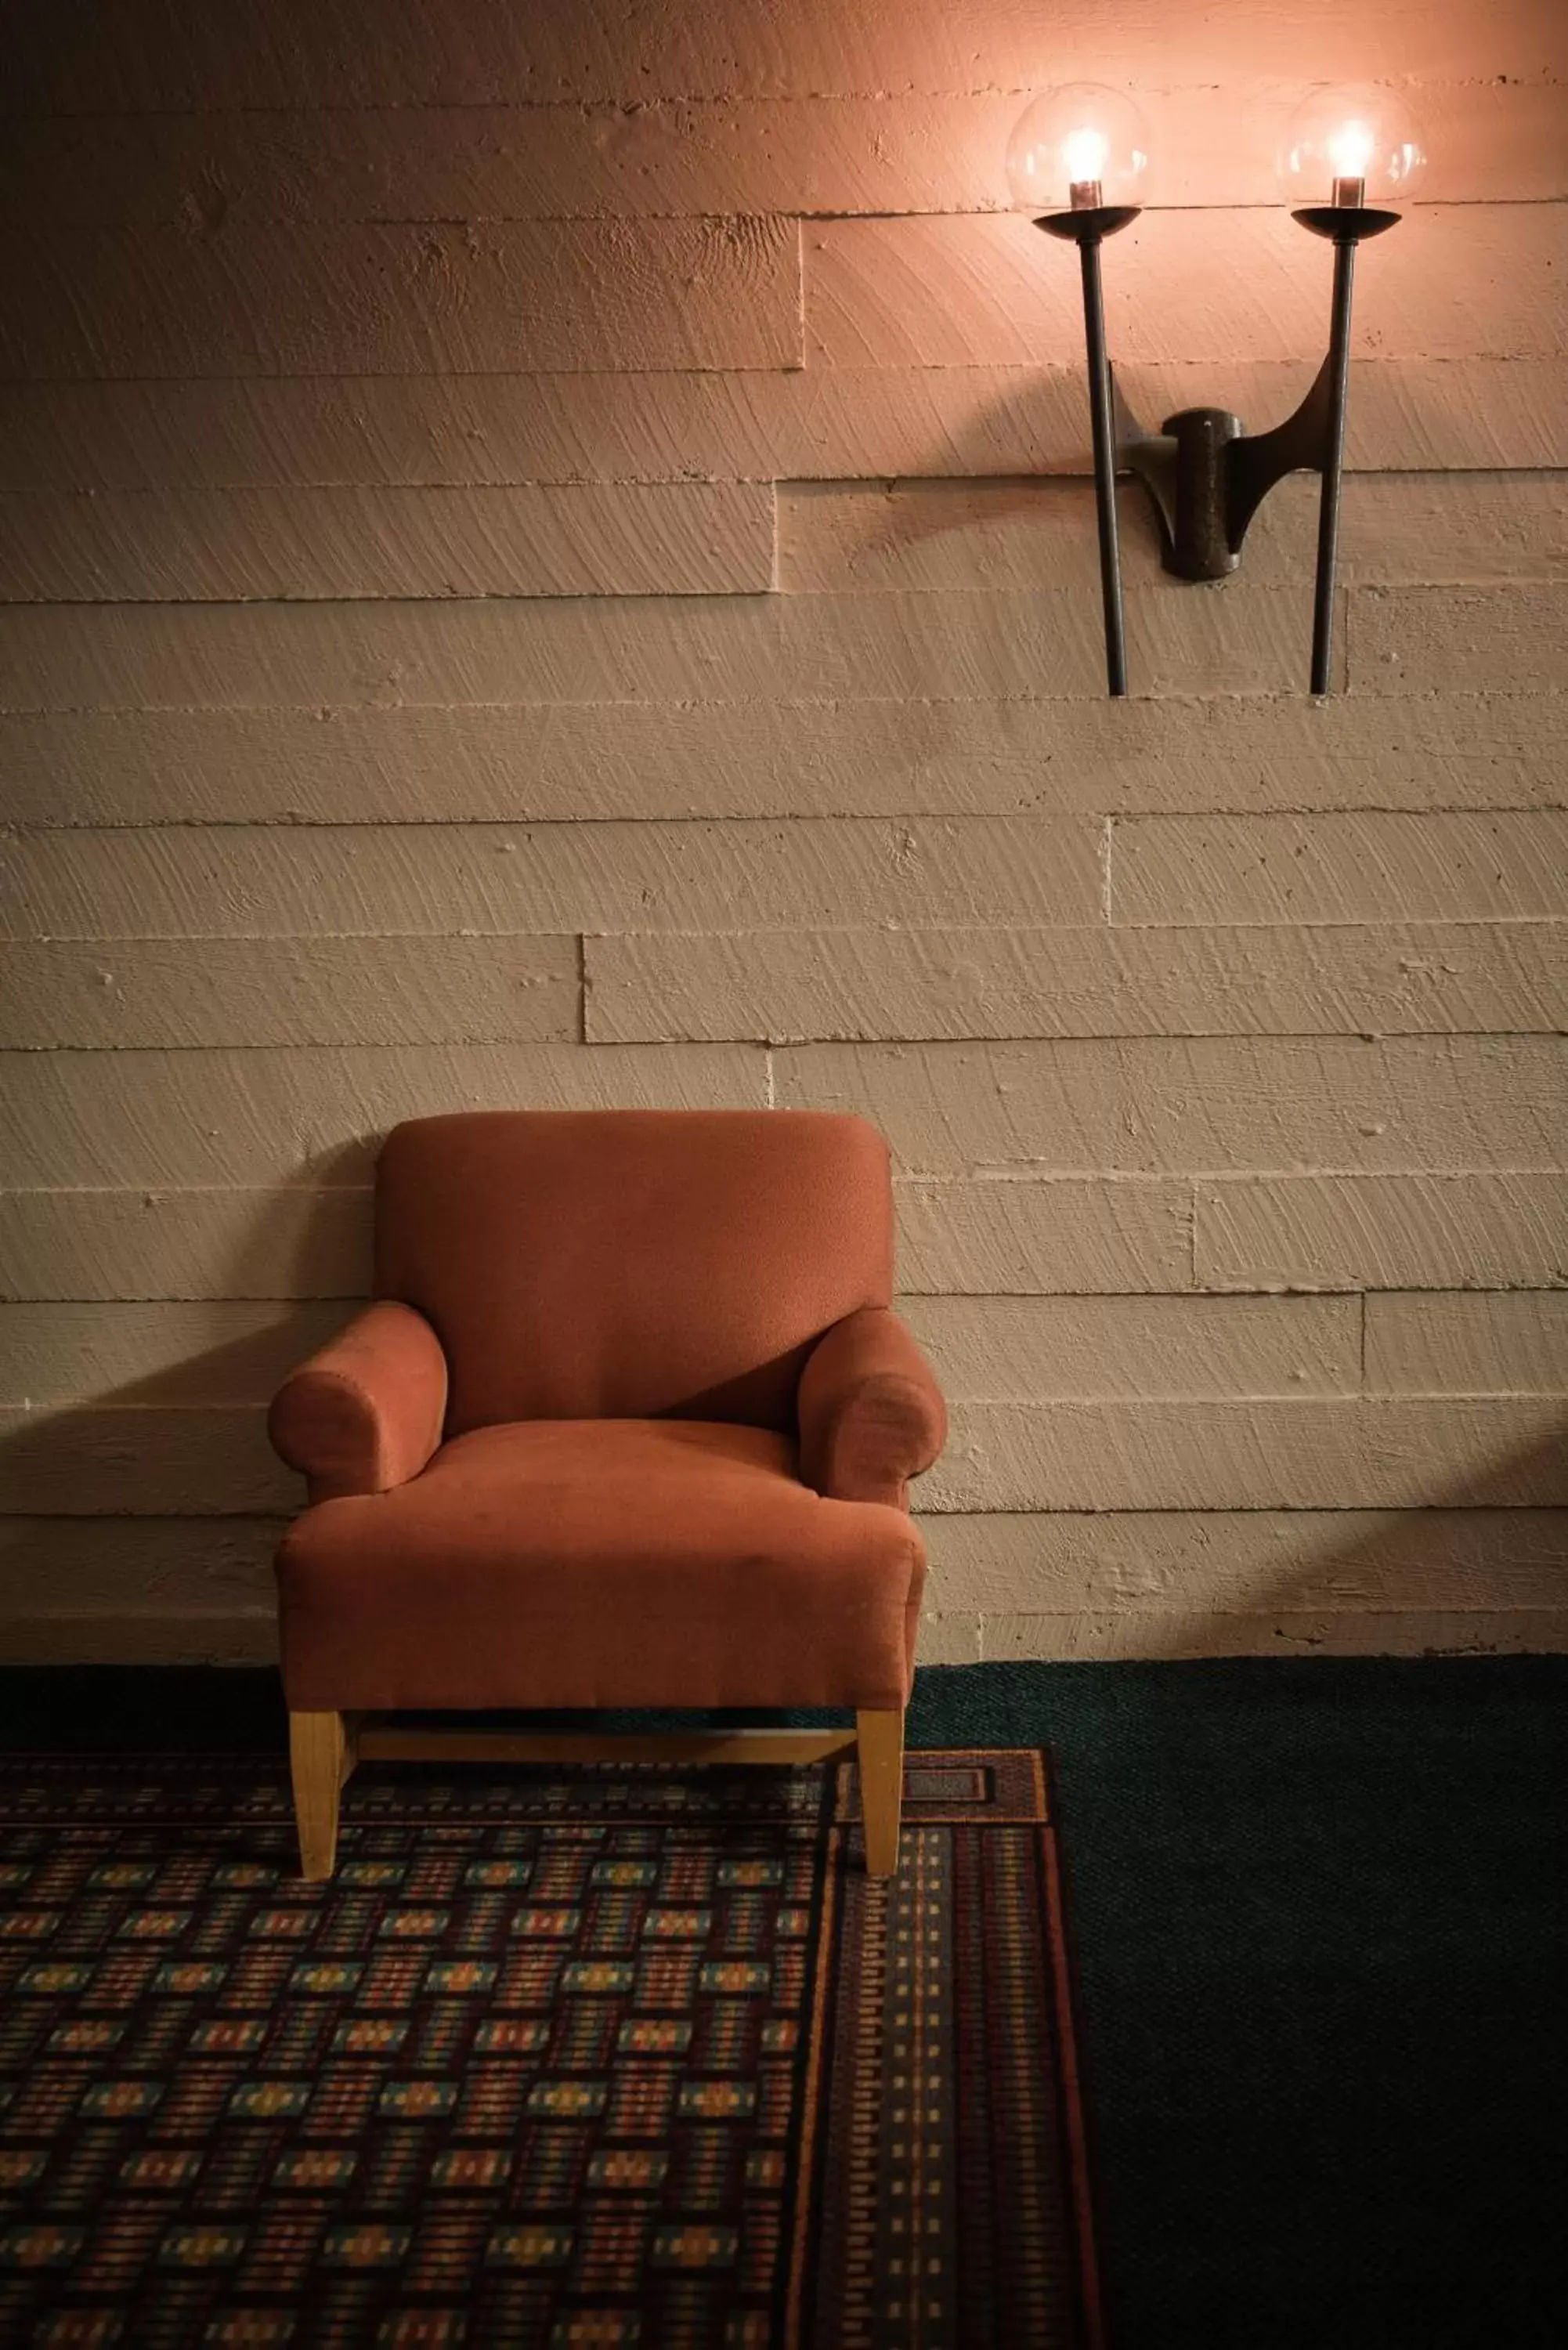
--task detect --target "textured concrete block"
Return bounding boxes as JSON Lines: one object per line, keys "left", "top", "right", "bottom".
{"left": 927, "top": 1397, "right": 1568, "bottom": 1510}
{"left": 0, "top": 937, "right": 580, "bottom": 1049}
{"left": 977, "top": 1608, "right": 1568, "bottom": 1660}
{"left": 2, "top": 820, "right": 1102, "bottom": 942}
{"left": 587, "top": 923, "right": 1568, "bottom": 1043}
{"left": 776, "top": 1038, "right": 1568, "bottom": 1178}
{"left": 2, "top": 1044, "right": 764, "bottom": 1187}
{"left": 808, "top": 210, "right": 1567, "bottom": 369}
{"left": 0, "top": 483, "right": 777, "bottom": 601}
{"left": 1197, "top": 1173, "right": 1568, "bottom": 1292}
{"left": 781, "top": 474, "right": 1568, "bottom": 595}
{"left": 0, "top": 1406, "right": 293, "bottom": 1513}
{"left": 0, "top": 1303, "right": 350, "bottom": 1405}
{"left": 895, "top": 1180, "right": 1192, "bottom": 1296}
{"left": 0, "top": 219, "right": 801, "bottom": 377}
{"left": 1364, "top": 1292, "right": 1568, "bottom": 1395}
{"left": 12, "top": 692, "right": 1567, "bottom": 828}
{"left": 0, "top": 1190, "right": 372, "bottom": 1303}
{"left": 3, "top": 363, "right": 1563, "bottom": 495}
{"left": 901, "top": 1294, "right": 1360, "bottom": 1399}
{"left": 1113, "top": 812, "right": 1568, "bottom": 924}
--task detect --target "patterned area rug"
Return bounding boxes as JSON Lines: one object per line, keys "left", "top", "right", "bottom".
{"left": 0, "top": 1750, "right": 1100, "bottom": 2348}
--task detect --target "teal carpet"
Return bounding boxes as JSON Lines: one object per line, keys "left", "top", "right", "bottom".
{"left": 5, "top": 1657, "right": 1566, "bottom": 2350}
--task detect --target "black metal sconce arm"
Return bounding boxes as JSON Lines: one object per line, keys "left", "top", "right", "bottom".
{"left": 1038, "top": 202, "right": 1401, "bottom": 697}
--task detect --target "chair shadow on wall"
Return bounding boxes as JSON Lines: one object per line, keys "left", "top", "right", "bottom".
{"left": 0, "top": 1153, "right": 374, "bottom": 1641}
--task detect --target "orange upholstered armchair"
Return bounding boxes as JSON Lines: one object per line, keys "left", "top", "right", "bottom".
{"left": 269, "top": 1110, "right": 946, "bottom": 1882}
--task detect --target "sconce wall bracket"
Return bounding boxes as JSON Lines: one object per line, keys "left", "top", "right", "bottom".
{"left": 1035, "top": 201, "right": 1402, "bottom": 695}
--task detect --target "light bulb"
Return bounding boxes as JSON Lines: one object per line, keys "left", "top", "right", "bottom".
{"left": 1062, "top": 127, "right": 1111, "bottom": 193}
{"left": 1006, "top": 85, "right": 1151, "bottom": 215}
{"left": 1326, "top": 121, "right": 1376, "bottom": 183}
{"left": 1277, "top": 85, "right": 1426, "bottom": 208}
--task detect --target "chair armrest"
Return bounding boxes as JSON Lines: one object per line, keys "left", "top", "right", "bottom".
{"left": 268, "top": 1301, "right": 448, "bottom": 1502}
{"left": 797, "top": 1306, "right": 947, "bottom": 1508}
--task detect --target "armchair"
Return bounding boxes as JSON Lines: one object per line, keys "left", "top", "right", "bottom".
{"left": 269, "top": 1110, "right": 945, "bottom": 1881}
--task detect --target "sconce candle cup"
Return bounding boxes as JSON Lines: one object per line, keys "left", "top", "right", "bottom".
{"left": 1016, "top": 81, "right": 1425, "bottom": 696}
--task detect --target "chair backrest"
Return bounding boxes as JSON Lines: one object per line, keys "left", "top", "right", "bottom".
{"left": 374, "top": 1109, "right": 894, "bottom": 1436}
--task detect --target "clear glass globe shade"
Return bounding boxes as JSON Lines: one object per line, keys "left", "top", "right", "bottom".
{"left": 1006, "top": 84, "right": 1151, "bottom": 213}
{"left": 1277, "top": 84, "right": 1427, "bottom": 204}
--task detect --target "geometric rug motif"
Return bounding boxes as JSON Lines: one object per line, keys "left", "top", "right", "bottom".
{"left": 0, "top": 1752, "right": 1100, "bottom": 2348}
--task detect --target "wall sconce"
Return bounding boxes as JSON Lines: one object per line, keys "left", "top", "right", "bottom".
{"left": 1010, "top": 83, "right": 1426, "bottom": 696}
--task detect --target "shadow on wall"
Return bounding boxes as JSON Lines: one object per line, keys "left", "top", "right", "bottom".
{"left": 1, "top": 1155, "right": 368, "bottom": 1523}
{"left": 945, "top": 1470, "right": 1568, "bottom": 1668}
{"left": 3, "top": 1166, "right": 1566, "bottom": 1663}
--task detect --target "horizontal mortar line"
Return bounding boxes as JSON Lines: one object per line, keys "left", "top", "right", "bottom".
{"left": 591, "top": 1032, "right": 1568, "bottom": 1050}
{"left": 0, "top": 475, "right": 785, "bottom": 491}
{"left": 4, "top": 1165, "right": 1564, "bottom": 1184}
{"left": 20, "top": 920, "right": 1556, "bottom": 945}
{"left": 7, "top": 82, "right": 1559, "bottom": 121}
{"left": 0, "top": 1507, "right": 289, "bottom": 1520}
{"left": 9, "top": 808, "right": 1567, "bottom": 836}
{"left": 595, "top": 918, "right": 1568, "bottom": 935}
{"left": 947, "top": 1386, "right": 1568, "bottom": 1403}
{"left": 1102, "top": 916, "right": 1568, "bottom": 929}
{"left": 9, "top": 1283, "right": 1516, "bottom": 1301}
{"left": 782, "top": 465, "right": 1568, "bottom": 486}
{"left": 945, "top": 1372, "right": 1568, "bottom": 1391}
{"left": 11, "top": 1029, "right": 1568, "bottom": 1051}
{"left": 5, "top": 685, "right": 1567, "bottom": 714}
{"left": 3, "top": 928, "right": 590, "bottom": 942}
{"left": 13, "top": 809, "right": 1568, "bottom": 833}
{"left": 47, "top": 1388, "right": 1563, "bottom": 1411}
{"left": 3, "top": 1503, "right": 1562, "bottom": 1524}
{"left": 592, "top": 1039, "right": 1568, "bottom": 1058}
{"left": 7, "top": 574, "right": 1568, "bottom": 613}
{"left": 0, "top": 193, "right": 1558, "bottom": 218}
{"left": 0, "top": 356, "right": 1556, "bottom": 387}
{"left": 0, "top": 1180, "right": 371, "bottom": 1195}
{"left": 2, "top": 200, "right": 1552, "bottom": 226}
{"left": 1353, "top": 1288, "right": 1568, "bottom": 1307}
{"left": 7, "top": 1505, "right": 1566, "bottom": 1523}
{"left": 905, "top": 1286, "right": 1331, "bottom": 1300}
{"left": 1188, "top": 1164, "right": 1568, "bottom": 1181}
{"left": 975, "top": 1607, "right": 1568, "bottom": 1622}
{"left": 16, "top": 568, "right": 1542, "bottom": 604}
{"left": 2, "top": 476, "right": 786, "bottom": 492}
{"left": 0, "top": 367, "right": 1562, "bottom": 396}
{"left": 7, "top": 1285, "right": 1242, "bottom": 1303}
{"left": 0, "top": 365, "right": 818, "bottom": 390}
{"left": 1194, "top": 1287, "right": 1565, "bottom": 1298}
{"left": 0, "top": 591, "right": 785, "bottom": 613}
{"left": 903, "top": 1166, "right": 1568, "bottom": 1186}
{"left": 923, "top": 1287, "right": 1553, "bottom": 1303}
{"left": 5, "top": 468, "right": 1563, "bottom": 492}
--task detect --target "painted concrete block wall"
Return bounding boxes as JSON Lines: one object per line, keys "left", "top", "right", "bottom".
{"left": 2, "top": 0, "right": 1566, "bottom": 1663}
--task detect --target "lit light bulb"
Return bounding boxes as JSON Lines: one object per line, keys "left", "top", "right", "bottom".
{"left": 1324, "top": 119, "right": 1376, "bottom": 205}
{"left": 1006, "top": 85, "right": 1151, "bottom": 216}
{"left": 1278, "top": 85, "right": 1426, "bottom": 208}
{"left": 1327, "top": 121, "right": 1375, "bottom": 179}
{"left": 1062, "top": 127, "right": 1111, "bottom": 206}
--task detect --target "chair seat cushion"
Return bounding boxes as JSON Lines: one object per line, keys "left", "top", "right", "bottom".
{"left": 276, "top": 1419, "right": 924, "bottom": 1713}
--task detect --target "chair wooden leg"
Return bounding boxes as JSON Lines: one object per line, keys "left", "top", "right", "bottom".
{"left": 856, "top": 1708, "right": 905, "bottom": 1879}
{"left": 289, "top": 1710, "right": 346, "bottom": 1882}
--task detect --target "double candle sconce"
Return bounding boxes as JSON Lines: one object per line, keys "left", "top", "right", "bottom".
{"left": 1010, "top": 83, "right": 1426, "bottom": 696}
